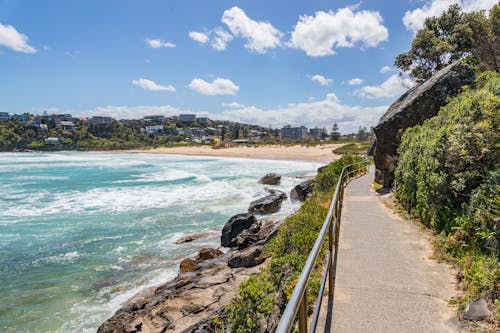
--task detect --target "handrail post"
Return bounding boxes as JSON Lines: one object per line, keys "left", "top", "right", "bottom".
{"left": 298, "top": 290, "right": 308, "bottom": 333}
{"left": 328, "top": 218, "right": 334, "bottom": 295}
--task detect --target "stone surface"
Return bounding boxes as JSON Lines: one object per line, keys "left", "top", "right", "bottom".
{"left": 228, "top": 245, "right": 265, "bottom": 268}
{"left": 220, "top": 213, "right": 257, "bottom": 247}
{"left": 259, "top": 173, "right": 281, "bottom": 185}
{"left": 197, "top": 247, "right": 222, "bottom": 260}
{"left": 371, "top": 61, "right": 475, "bottom": 187}
{"left": 461, "top": 298, "right": 492, "bottom": 321}
{"left": 290, "top": 179, "right": 315, "bottom": 202}
{"left": 248, "top": 194, "right": 285, "bottom": 215}
{"left": 179, "top": 258, "right": 198, "bottom": 273}
{"left": 97, "top": 249, "right": 264, "bottom": 333}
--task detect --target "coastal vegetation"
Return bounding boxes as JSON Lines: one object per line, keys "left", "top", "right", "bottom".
{"left": 223, "top": 154, "right": 365, "bottom": 332}
{"left": 394, "top": 71, "right": 499, "bottom": 321}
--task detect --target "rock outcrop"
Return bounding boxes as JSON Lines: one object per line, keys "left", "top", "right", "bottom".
{"left": 97, "top": 252, "right": 262, "bottom": 333}
{"left": 371, "top": 61, "right": 475, "bottom": 187}
{"left": 290, "top": 179, "right": 315, "bottom": 202}
{"left": 461, "top": 298, "right": 492, "bottom": 321}
{"left": 220, "top": 213, "right": 257, "bottom": 247}
{"left": 259, "top": 173, "right": 281, "bottom": 185}
{"left": 248, "top": 192, "right": 287, "bottom": 215}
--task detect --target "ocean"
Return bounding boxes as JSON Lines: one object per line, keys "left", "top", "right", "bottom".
{"left": 0, "top": 152, "right": 320, "bottom": 333}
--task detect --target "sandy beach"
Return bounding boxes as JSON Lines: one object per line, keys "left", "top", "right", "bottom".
{"left": 124, "top": 143, "right": 345, "bottom": 163}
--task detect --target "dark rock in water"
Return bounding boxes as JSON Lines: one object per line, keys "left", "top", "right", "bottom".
{"left": 461, "top": 298, "right": 491, "bottom": 321}
{"left": 291, "top": 179, "right": 315, "bottom": 202}
{"left": 266, "top": 188, "right": 287, "bottom": 201}
{"left": 371, "top": 61, "right": 475, "bottom": 187}
{"left": 228, "top": 245, "right": 265, "bottom": 268}
{"left": 221, "top": 213, "right": 257, "bottom": 247}
{"left": 179, "top": 258, "right": 199, "bottom": 273}
{"left": 174, "top": 231, "right": 210, "bottom": 244}
{"left": 248, "top": 194, "right": 286, "bottom": 215}
{"left": 259, "top": 173, "right": 281, "bottom": 185}
{"left": 197, "top": 248, "right": 223, "bottom": 260}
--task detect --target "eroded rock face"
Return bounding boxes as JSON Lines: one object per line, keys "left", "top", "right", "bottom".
{"left": 220, "top": 213, "right": 257, "bottom": 247}
{"left": 371, "top": 61, "right": 475, "bottom": 187}
{"left": 290, "top": 179, "right": 315, "bottom": 202}
{"left": 259, "top": 173, "right": 281, "bottom": 185}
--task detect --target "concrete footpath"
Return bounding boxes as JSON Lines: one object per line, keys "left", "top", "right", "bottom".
{"left": 323, "top": 168, "right": 466, "bottom": 332}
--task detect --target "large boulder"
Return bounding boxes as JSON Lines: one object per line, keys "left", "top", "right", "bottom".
{"left": 371, "top": 61, "right": 475, "bottom": 187}
{"left": 291, "top": 179, "right": 315, "bottom": 202}
{"left": 220, "top": 213, "right": 257, "bottom": 247}
{"left": 259, "top": 173, "right": 281, "bottom": 185}
{"left": 197, "top": 248, "right": 223, "bottom": 260}
{"left": 248, "top": 194, "right": 286, "bottom": 215}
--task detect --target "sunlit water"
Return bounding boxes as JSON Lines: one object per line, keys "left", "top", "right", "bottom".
{"left": 0, "top": 152, "right": 320, "bottom": 332}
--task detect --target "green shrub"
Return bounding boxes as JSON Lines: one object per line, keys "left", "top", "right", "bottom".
{"left": 395, "top": 71, "right": 499, "bottom": 320}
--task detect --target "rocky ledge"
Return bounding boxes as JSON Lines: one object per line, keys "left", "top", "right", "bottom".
{"left": 98, "top": 216, "right": 279, "bottom": 333}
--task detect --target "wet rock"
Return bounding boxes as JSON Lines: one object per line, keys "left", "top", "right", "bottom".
{"left": 461, "top": 298, "right": 491, "bottom": 321}
{"left": 228, "top": 245, "right": 265, "bottom": 268}
{"left": 266, "top": 188, "right": 287, "bottom": 201}
{"left": 221, "top": 213, "right": 257, "bottom": 247}
{"left": 259, "top": 173, "right": 281, "bottom": 185}
{"left": 179, "top": 258, "right": 199, "bottom": 273}
{"left": 371, "top": 61, "right": 475, "bottom": 187}
{"left": 248, "top": 194, "right": 285, "bottom": 215}
{"left": 290, "top": 179, "right": 315, "bottom": 202}
{"left": 174, "top": 231, "right": 210, "bottom": 244}
{"left": 197, "top": 248, "right": 223, "bottom": 261}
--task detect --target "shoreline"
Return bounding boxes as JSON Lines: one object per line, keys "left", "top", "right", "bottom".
{"left": 120, "top": 143, "right": 344, "bottom": 164}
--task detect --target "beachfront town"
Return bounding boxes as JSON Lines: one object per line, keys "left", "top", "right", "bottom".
{"left": 0, "top": 111, "right": 369, "bottom": 150}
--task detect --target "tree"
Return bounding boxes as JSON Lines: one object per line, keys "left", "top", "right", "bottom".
{"left": 395, "top": 4, "right": 499, "bottom": 83}
{"left": 330, "top": 123, "right": 340, "bottom": 141}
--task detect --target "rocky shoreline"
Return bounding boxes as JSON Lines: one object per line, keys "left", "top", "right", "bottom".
{"left": 97, "top": 173, "right": 316, "bottom": 333}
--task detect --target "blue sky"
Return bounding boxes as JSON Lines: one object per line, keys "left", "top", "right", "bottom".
{"left": 0, "top": 0, "right": 496, "bottom": 132}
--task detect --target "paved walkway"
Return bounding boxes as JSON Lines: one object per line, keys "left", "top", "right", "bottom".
{"left": 322, "top": 168, "right": 465, "bottom": 332}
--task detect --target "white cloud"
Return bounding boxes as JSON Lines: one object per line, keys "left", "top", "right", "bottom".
{"left": 211, "top": 28, "right": 233, "bottom": 51}
{"left": 145, "top": 38, "right": 175, "bottom": 48}
{"left": 310, "top": 74, "right": 333, "bottom": 86}
{"left": 403, "top": 0, "right": 497, "bottom": 33}
{"left": 221, "top": 6, "right": 282, "bottom": 53}
{"left": 217, "top": 93, "right": 387, "bottom": 132}
{"left": 0, "top": 23, "right": 37, "bottom": 53}
{"left": 188, "top": 78, "right": 239, "bottom": 96}
{"left": 132, "top": 78, "right": 176, "bottom": 92}
{"left": 290, "top": 7, "right": 388, "bottom": 57}
{"left": 356, "top": 75, "right": 415, "bottom": 99}
{"left": 379, "top": 65, "right": 392, "bottom": 73}
{"left": 348, "top": 78, "right": 364, "bottom": 85}
{"left": 189, "top": 31, "right": 209, "bottom": 44}
{"left": 222, "top": 102, "right": 245, "bottom": 108}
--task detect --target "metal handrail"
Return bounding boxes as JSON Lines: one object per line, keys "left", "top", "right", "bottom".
{"left": 275, "top": 160, "right": 368, "bottom": 333}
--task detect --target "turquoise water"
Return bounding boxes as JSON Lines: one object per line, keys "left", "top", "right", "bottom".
{"left": 0, "top": 152, "right": 319, "bottom": 333}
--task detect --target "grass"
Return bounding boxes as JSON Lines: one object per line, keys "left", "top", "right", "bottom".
{"left": 332, "top": 141, "right": 370, "bottom": 155}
